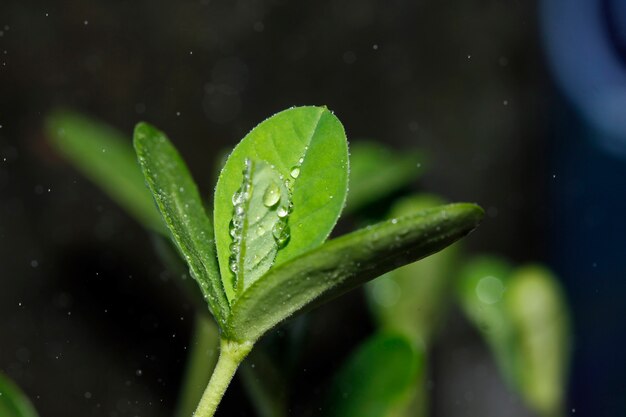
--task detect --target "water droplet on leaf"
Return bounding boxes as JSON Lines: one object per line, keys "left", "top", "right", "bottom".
{"left": 262, "top": 181, "right": 281, "bottom": 207}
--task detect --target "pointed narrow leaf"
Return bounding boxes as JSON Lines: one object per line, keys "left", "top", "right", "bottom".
{"left": 214, "top": 106, "right": 349, "bottom": 301}
{"left": 0, "top": 372, "right": 38, "bottom": 417}
{"left": 224, "top": 203, "right": 483, "bottom": 342}
{"left": 228, "top": 159, "right": 291, "bottom": 293}
{"left": 326, "top": 333, "right": 423, "bottom": 417}
{"left": 46, "top": 111, "right": 165, "bottom": 233}
{"left": 346, "top": 141, "right": 424, "bottom": 214}
{"left": 134, "top": 123, "right": 229, "bottom": 323}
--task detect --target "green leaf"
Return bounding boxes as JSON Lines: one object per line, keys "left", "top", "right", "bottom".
{"left": 214, "top": 106, "right": 349, "bottom": 302}
{"left": 457, "top": 259, "right": 571, "bottom": 417}
{"left": 224, "top": 203, "right": 484, "bottom": 342}
{"left": 134, "top": 122, "right": 229, "bottom": 323}
{"left": 326, "top": 333, "right": 424, "bottom": 417}
{"left": 0, "top": 372, "right": 38, "bottom": 417}
{"left": 46, "top": 110, "right": 165, "bottom": 234}
{"left": 345, "top": 141, "right": 424, "bottom": 214}
{"left": 505, "top": 265, "right": 570, "bottom": 417}
{"left": 456, "top": 256, "right": 517, "bottom": 384}
{"left": 367, "top": 194, "right": 460, "bottom": 347}
{"left": 228, "top": 159, "right": 291, "bottom": 294}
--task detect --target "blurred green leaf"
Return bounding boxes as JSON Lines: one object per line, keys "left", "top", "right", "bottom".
{"left": 458, "top": 257, "right": 571, "bottom": 417}
{"left": 240, "top": 348, "right": 288, "bottom": 417}
{"left": 0, "top": 372, "right": 38, "bottom": 417}
{"left": 367, "top": 194, "right": 460, "bottom": 347}
{"left": 134, "top": 122, "right": 229, "bottom": 323}
{"left": 506, "top": 265, "right": 570, "bottom": 417}
{"left": 224, "top": 203, "right": 484, "bottom": 343}
{"left": 326, "top": 333, "right": 424, "bottom": 417}
{"left": 456, "top": 256, "right": 517, "bottom": 384}
{"left": 214, "top": 106, "right": 349, "bottom": 302}
{"left": 46, "top": 111, "right": 165, "bottom": 233}
{"left": 345, "top": 141, "right": 424, "bottom": 214}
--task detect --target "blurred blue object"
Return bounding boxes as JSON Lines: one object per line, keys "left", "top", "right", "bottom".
{"left": 604, "top": 0, "right": 626, "bottom": 61}
{"left": 541, "top": 0, "right": 626, "bottom": 156}
{"left": 541, "top": 1, "right": 626, "bottom": 416}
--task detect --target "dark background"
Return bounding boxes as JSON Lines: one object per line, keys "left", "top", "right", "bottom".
{"left": 1, "top": 1, "right": 624, "bottom": 416}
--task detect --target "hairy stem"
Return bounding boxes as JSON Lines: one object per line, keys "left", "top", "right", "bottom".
{"left": 194, "top": 338, "right": 254, "bottom": 417}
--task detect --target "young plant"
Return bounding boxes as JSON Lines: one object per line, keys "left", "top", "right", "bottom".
{"left": 132, "top": 105, "right": 483, "bottom": 416}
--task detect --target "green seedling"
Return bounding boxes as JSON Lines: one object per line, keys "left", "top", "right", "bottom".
{"left": 133, "top": 106, "right": 483, "bottom": 416}
{"left": 0, "top": 372, "right": 39, "bottom": 417}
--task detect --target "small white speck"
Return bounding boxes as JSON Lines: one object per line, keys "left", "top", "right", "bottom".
{"left": 189, "top": 51, "right": 193, "bottom": 55}
{"left": 45, "top": 12, "right": 49, "bottom": 17}
{"left": 31, "top": 260, "right": 39, "bottom": 268}
{"left": 467, "top": 54, "right": 471, "bottom": 59}
{"left": 84, "top": 20, "right": 89, "bottom": 25}
{"left": 503, "top": 100, "right": 509, "bottom": 106}
{"left": 176, "top": 111, "right": 181, "bottom": 116}
{"left": 84, "top": 392, "right": 92, "bottom": 399}
{"left": 372, "top": 44, "right": 379, "bottom": 50}
{"left": 136, "top": 369, "right": 143, "bottom": 376}
{"left": 552, "top": 174, "right": 556, "bottom": 179}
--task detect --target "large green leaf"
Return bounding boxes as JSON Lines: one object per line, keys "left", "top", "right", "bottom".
{"left": 214, "top": 106, "right": 349, "bottom": 302}
{"left": 224, "top": 203, "right": 483, "bottom": 342}
{"left": 0, "top": 372, "right": 38, "bottom": 417}
{"left": 134, "top": 123, "right": 229, "bottom": 323}
{"left": 367, "top": 194, "right": 460, "bottom": 347}
{"left": 506, "top": 265, "right": 570, "bottom": 417}
{"left": 345, "top": 141, "right": 424, "bottom": 214}
{"left": 326, "top": 333, "right": 424, "bottom": 417}
{"left": 46, "top": 111, "right": 165, "bottom": 233}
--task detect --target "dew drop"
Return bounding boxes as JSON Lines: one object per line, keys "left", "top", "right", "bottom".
{"left": 272, "top": 221, "right": 290, "bottom": 248}
{"left": 290, "top": 166, "right": 301, "bottom": 178}
{"left": 263, "top": 182, "right": 281, "bottom": 207}
{"left": 277, "top": 205, "right": 289, "bottom": 218}
{"left": 229, "top": 255, "right": 238, "bottom": 273}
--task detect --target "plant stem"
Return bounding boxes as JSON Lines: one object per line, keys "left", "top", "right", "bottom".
{"left": 193, "top": 338, "right": 254, "bottom": 417}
